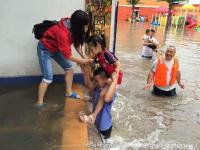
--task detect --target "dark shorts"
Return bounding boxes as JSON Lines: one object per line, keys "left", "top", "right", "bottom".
{"left": 152, "top": 86, "right": 176, "bottom": 97}
{"left": 100, "top": 126, "right": 112, "bottom": 139}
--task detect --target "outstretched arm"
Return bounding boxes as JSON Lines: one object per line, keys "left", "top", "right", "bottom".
{"left": 68, "top": 56, "right": 92, "bottom": 64}
{"left": 144, "top": 60, "right": 158, "bottom": 90}
{"left": 92, "top": 89, "right": 107, "bottom": 118}
{"left": 144, "top": 71, "right": 154, "bottom": 90}
{"left": 177, "top": 71, "right": 185, "bottom": 89}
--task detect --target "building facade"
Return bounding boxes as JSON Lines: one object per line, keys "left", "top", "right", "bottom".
{"left": 118, "top": 0, "right": 168, "bottom": 21}
{"left": 0, "top": 0, "right": 86, "bottom": 79}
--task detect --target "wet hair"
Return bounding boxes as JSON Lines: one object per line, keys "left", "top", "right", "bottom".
{"left": 70, "top": 10, "right": 91, "bottom": 47}
{"left": 93, "top": 67, "right": 110, "bottom": 79}
{"left": 87, "top": 35, "right": 106, "bottom": 49}
{"left": 145, "top": 29, "right": 150, "bottom": 34}
{"left": 150, "top": 29, "right": 155, "bottom": 33}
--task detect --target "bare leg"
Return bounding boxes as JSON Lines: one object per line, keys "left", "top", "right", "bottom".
{"left": 81, "top": 65, "right": 89, "bottom": 88}
{"left": 36, "top": 81, "right": 49, "bottom": 105}
{"left": 65, "top": 69, "right": 73, "bottom": 96}
{"left": 81, "top": 65, "right": 94, "bottom": 96}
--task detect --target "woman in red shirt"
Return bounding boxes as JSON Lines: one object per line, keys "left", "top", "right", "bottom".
{"left": 36, "top": 10, "right": 92, "bottom": 108}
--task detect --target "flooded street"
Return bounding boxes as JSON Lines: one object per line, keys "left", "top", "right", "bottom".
{"left": 0, "top": 21, "right": 200, "bottom": 150}
{"left": 97, "top": 22, "right": 200, "bottom": 150}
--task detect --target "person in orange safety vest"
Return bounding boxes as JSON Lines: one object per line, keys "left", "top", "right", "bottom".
{"left": 144, "top": 46, "right": 184, "bottom": 96}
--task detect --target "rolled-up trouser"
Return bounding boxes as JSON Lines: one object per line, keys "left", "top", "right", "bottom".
{"left": 37, "top": 41, "right": 73, "bottom": 83}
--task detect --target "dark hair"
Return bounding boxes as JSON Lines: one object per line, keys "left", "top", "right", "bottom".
{"left": 70, "top": 10, "right": 91, "bottom": 47}
{"left": 93, "top": 67, "right": 110, "bottom": 78}
{"left": 150, "top": 29, "right": 155, "bottom": 33}
{"left": 87, "top": 35, "right": 106, "bottom": 49}
{"left": 145, "top": 29, "right": 150, "bottom": 34}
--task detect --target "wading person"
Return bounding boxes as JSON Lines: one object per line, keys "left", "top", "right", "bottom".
{"left": 144, "top": 46, "right": 185, "bottom": 96}
{"left": 142, "top": 29, "right": 159, "bottom": 59}
{"left": 35, "top": 10, "right": 93, "bottom": 108}
{"left": 79, "top": 68, "right": 117, "bottom": 140}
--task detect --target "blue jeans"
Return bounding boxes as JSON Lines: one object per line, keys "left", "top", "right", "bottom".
{"left": 37, "top": 41, "right": 72, "bottom": 83}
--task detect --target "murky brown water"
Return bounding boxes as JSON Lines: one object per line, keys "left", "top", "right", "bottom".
{"left": 89, "top": 22, "right": 200, "bottom": 150}
{"left": 0, "top": 84, "right": 65, "bottom": 150}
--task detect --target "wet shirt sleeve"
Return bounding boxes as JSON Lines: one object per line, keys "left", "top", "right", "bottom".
{"left": 104, "top": 50, "right": 117, "bottom": 64}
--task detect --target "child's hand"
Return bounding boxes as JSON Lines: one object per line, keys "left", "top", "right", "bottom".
{"left": 89, "top": 58, "right": 94, "bottom": 63}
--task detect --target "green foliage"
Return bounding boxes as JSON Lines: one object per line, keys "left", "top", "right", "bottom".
{"left": 103, "top": 0, "right": 112, "bottom": 7}
{"left": 127, "top": 0, "right": 142, "bottom": 6}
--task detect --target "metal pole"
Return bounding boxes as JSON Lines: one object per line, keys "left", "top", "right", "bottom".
{"left": 113, "top": 1, "right": 119, "bottom": 55}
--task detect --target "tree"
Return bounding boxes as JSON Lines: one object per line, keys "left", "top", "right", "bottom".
{"left": 158, "top": 0, "right": 187, "bottom": 30}
{"left": 127, "top": 0, "right": 142, "bottom": 23}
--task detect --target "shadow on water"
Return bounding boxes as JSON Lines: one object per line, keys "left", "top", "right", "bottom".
{"left": 89, "top": 21, "right": 200, "bottom": 150}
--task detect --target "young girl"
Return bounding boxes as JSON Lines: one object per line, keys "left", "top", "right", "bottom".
{"left": 35, "top": 10, "right": 92, "bottom": 108}
{"left": 79, "top": 35, "right": 123, "bottom": 123}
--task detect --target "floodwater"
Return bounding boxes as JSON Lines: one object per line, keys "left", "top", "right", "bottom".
{"left": 0, "top": 84, "right": 66, "bottom": 150}
{"left": 89, "top": 22, "right": 200, "bottom": 150}
{"left": 0, "top": 21, "right": 200, "bottom": 150}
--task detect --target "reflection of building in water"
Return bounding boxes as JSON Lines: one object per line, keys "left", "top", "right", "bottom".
{"left": 85, "top": 0, "right": 112, "bottom": 48}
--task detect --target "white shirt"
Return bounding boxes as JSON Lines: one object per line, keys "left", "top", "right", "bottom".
{"left": 142, "top": 36, "right": 159, "bottom": 57}
{"left": 152, "top": 58, "right": 176, "bottom": 91}
{"left": 143, "top": 34, "right": 150, "bottom": 41}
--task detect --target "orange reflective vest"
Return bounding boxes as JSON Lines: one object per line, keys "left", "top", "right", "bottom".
{"left": 154, "top": 57, "right": 179, "bottom": 87}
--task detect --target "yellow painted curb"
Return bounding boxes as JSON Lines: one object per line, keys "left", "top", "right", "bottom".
{"left": 61, "top": 84, "right": 88, "bottom": 150}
